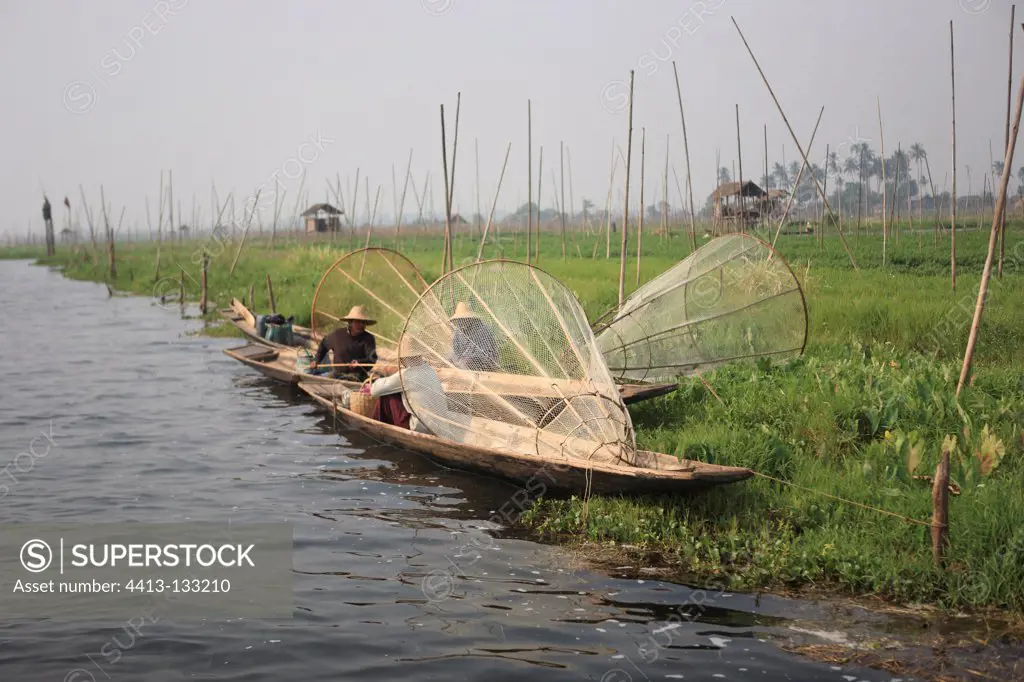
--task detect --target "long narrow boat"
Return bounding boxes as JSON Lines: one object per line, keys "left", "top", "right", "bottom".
{"left": 222, "top": 342, "right": 678, "bottom": 404}
{"left": 297, "top": 381, "right": 751, "bottom": 495}
{"left": 218, "top": 298, "right": 317, "bottom": 350}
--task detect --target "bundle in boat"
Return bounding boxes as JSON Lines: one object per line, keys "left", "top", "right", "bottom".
{"left": 396, "top": 260, "right": 639, "bottom": 467}
{"left": 310, "top": 247, "right": 430, "bottom": 361}
{"left": 595, "top": 233, "right": 807, "bottom": 383}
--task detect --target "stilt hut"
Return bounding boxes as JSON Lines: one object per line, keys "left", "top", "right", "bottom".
{"left": 711, "top": 181, "right": 768, "bottom": 229}
{"left": 302, "top": 203, "right": 344, "bottom": 233}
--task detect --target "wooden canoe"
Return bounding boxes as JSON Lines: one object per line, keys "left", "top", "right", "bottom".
{"left": 296, "top": 381, "right": 751, "bottom": 495}
{"left": 222, "top": 342, "right": 678, "bottom": 405}
{"left": 218, "top": 298, "right": 317, "bottom": 350}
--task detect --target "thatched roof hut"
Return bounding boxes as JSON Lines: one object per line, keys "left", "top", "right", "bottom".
{"left": 710, "top": 180, "right": 767, "bottom": 201}
{"left": 302, "top": 203, "right": 344, "bottom": 232}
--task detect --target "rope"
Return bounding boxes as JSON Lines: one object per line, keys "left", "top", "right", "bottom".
{"left": 747, "top": 469, "right": 942, "bottom": 529}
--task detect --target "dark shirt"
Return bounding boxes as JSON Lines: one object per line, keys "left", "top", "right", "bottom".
{"left": 314, "top": 328, "right": 377, "bottom": 379}
{"left": 449, "top": 320, "right": 500, "bottom": 371}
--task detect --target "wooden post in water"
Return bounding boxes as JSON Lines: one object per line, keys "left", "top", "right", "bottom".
{"left": 931, "top": 444, "right": 951, "bottom": 567}
{"left": 265, "top": 273, "right": 276, "bottom": 315}
{"left": 179, "top": 268, "right": 185, "bottom": 309}
{"left": 200, "top": 254, "right": 208, "bottom": 315}
{"left": 618, "top": 70, "right": 635, "bottom": 308}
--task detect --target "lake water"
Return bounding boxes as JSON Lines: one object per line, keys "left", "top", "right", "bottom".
{"left": 0, "top": 260, "right": 900, "bottom": 681}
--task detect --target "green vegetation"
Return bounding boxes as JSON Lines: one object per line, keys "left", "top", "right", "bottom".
{"left": 8, "top": 219, "right": 1024, "bottom": 614}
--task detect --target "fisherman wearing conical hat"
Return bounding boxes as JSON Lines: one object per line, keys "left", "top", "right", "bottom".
{"left": 310, "top": 305, "right": 378, "bottom": 380}
{"left": 448, "top": 301, "right": 500, "bottom": 372}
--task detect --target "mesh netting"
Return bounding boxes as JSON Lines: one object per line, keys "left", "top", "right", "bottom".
{"left": 310, "top": 247, "right": 430, "bottom": 361}
{"left": 595, "top": 233, "right": 807, "bottom": 383}
{"left": 397, "top": 260, "right": 638, "bottom": 466}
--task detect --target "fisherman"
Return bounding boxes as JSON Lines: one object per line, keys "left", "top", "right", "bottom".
{"left": 367, "top": 351, "right": 443, "bottom": 433}
{"left": 448, "top": 301, "right": 500, "bottom": 371}
{"left": 309, "top": 305, "right": 378, "bottom": 380}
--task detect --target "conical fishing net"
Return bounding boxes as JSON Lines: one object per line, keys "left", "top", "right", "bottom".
{"left": 595, "top": 233, "right": 807, "bottom": 383}
{"left": 397, "top": 260, "right": 638, "bottom": 466}
{"left": 310, "top": 247, "right": 430, "bottom": 362}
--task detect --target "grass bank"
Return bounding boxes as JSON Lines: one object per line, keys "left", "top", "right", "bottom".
{"left": 9, "top": 222, "right": 1024, "bottom": 615}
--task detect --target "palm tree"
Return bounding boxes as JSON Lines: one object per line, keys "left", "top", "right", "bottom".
{"left": 772, "top": 162, "right": 789, "bottom": 189}
{"left": 581, "top": 198, "right": 594, "bottom": 229}
{"left": 909, "top": 143, "right": 927, "bottom": 221}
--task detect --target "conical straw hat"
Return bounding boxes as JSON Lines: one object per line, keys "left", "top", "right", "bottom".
{"left": 342, "top": 305, "right": 376, "bottom": 325}
{"left": 449, "top": 301, "right": 478, "bottom": 321}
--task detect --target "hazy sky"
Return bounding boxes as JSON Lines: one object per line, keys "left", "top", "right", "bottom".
{"left": 0, "top": 0, "right": 1017, "bottom": 237}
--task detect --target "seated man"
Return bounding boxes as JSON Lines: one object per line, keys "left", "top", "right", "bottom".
{"left": 368, "top": 352, "right": 440, "bottom": 433}
{"left": 309, "top": 305, "right": 378, "bottom": 380}
{"left": 448, "top": 301, "right": 500, "bottom": 372}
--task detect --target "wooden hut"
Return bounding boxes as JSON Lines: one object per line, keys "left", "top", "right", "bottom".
{"left": 302, "top": 203, "right": 343, "bottom": 233}
{"left": 710, "top": 180, "right": 770, "bottom": 228}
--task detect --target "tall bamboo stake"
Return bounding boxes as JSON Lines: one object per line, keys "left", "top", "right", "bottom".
{"left": 950, "top": 20, "right": 958, "bottom": 291}
{"left": 999, "top": 5, "right": 1016, "bottom": 279}
{"left": 672, "top": 61, "right": 697, "bottom": 250}
{"left": 475, "top": 138, "right": 482, "bottom": 240}
{"left": 878, "top": 97, "right": 888, "bottom": 266}
{"left": 559, "top": 141, "right": 567, "bottom": 260}
{"left": 349, "top": 168, "right": 360, "bottom": 251}
{"left": 536, "top": 145, "right": 544, "bottom": 263}
{"left": 395, "top": 148, "right": 413, "bottom": 250}
{"left": 736, "top": 104, "right": 746, "bottom": 232}
{"left": 168, "top": 170, "right": 174, "bottom": 245}
{"left": 731, "top": 18, "right": 858, "bottom": 271}
{"left": 820, "top": 143, "right": 829, "bottom": 249}
{"left": 662, "top": 134, "right": 669, "bottom": 245}
{"left": 567, "top": 145, "right": 576, "bottom": 238}
{"left": 229, "top": 188, "right": 261, "bottom": 275}
{"left": 476, "top": 142, "right": 512, "bottom": 262}
{"left": 957, "top": 68, "right": 1024, "bottom": 395}
{"left": 618, "top": 70, "right": 635, "bottom": 308}
{"left": 636, "top": 128, "right": 646, "bottom": 286}
{"left": 764, "top": 124, "right": 769, "bottom": 232}
{"left": 527, "top": 99, "right": 533, "bottom": 266}
{"left": 154, "top": 171, "right": 164, "bottom": 282}
{"left": 602, "top": 145, "right": 618, "bottom": 259}
{"left": 440, "top": 103, "right": 453, "bottom": 275}
{"left": 771, "top": 106, "right": 825, "bottom": 249}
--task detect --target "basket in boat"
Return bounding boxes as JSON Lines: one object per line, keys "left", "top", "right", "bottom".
{"left": 349, "top": 388, "right": 377, "bottom": 417}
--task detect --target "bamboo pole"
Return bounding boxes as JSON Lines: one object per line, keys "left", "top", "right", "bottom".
{"left": 731, "top": 18, "right": 858, "bottom": 271}
{"left": 601, "top": 145, "right": 618, "bottom": 259}
{"left": 229, "top": 188, "right": 262, "bottom": 275}
{"left": 567, "top": 145, "right": 576, "bottom": 240}
{"left": 476, "top": 142, "right": 512, "bottom": 262}
{"left": 950, "top": 20, "right": 958, "bottom": 291}
{"left": 536, "top": 145, "right": 543, "bottom": 263}
{"left": 475, "top": 137, "right": 482, "bottom": 240}
{"left": 662, "top": 134, "right": 669, "bottom": 245}
{"left": 636, "top": 127, "right": 646, "bottom": 286}
{"left": 772, "top": 107, "right": 824, "bottom": 249}
{"left": 956, "top": 67, "right": 1024, "bottom": 396}
{"left": 527, "top": 99, "right": 533, "bottom": 266}
{"left": 168, "top": 170, "right": 174, "bottom": 245}
{"left": 878, "top": 97, "right": 888, "bottom": 266}
{"left": 395, "top": 148, "right": 413, "bottom": 250}
{"left": 248, "top": 283, "right": 255, "bottom": 311}
{"left": 820, "top": 143, "right": 829, "bottom": 249}
{"left": 265, "top": 273, "right": 276, "bottom": 315}
{"left": 560, "top": 140, "right": 567, "bottom": 260}
{"left": 764, "top": 124, "right": 769, "bottom": 232}
{"left": 932, "top": 445, "right": 950, "bottom": 567}
{"left": 736, "top": 104, "right": 746, "bottom": 232}
{"left": 349, "top": 168, "right": 360, "bottom": 251}
{"left": 447, "top": 92, "right": 461, "bottom": 272}
{"left": 154, "top": 171, "right": 164, "bottom": 282}
{"left": 440, "top": 103, "right": 453, "bottom": 275}
{"left": 179, "top": 268, "right": 185, "bottom": 309}
{"left": 672, "top": 61, "right": 697, "bottom": 251}
{"left": 200, "top": 254, "right": 209, "bottom": 315}
{"left": 618, "top": 70, "right": 635, "bottom": 308}
{"left": 999, "top": 5, "right": 1016, "bottom": 279}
